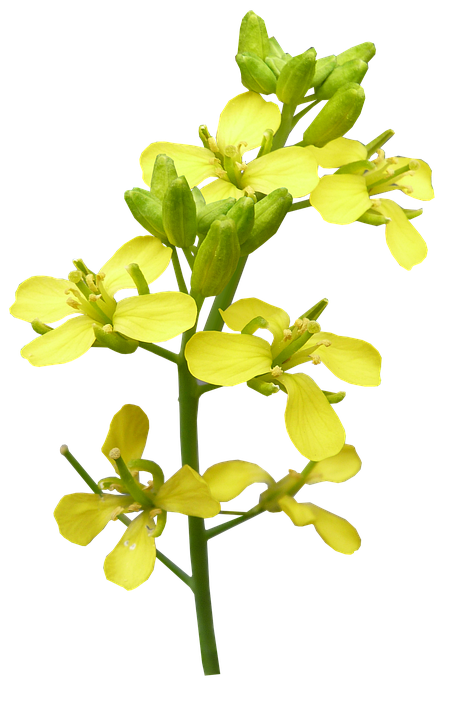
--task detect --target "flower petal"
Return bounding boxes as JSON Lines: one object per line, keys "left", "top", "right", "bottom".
{"left": 243, "top": 146, "right": 319, "bottom": 198}
{"left": 278, "top": 496, "right": 361, "bottom": 554}
{"left": 20, "top": 315, "right": 96, "bottom": 366}
{"left": 305, "top": 444, "right": 361, "bottom": 484}
{"left": 392, "top": 157, "right": 434, "bottom": 201}
{"left": 102, "top": 404, "right": 149, "bottom": 468}
{"left": 312, "top": 138, "right": 368, "bottom": 168}
{"left": 278, "top": 373, "right": 346, "bottom": 461}
{"left": 311, "top": 332, "right": 381, "bottom": 386}
{"left": 10, "top": 276, "right": 77, "bottom": 323}
{"left": 200, "top": 179, "right": 245, "bottom": 202}
{"left": 220, "top": 297, "right": 290, "bottom": 344}
{"left": 378, "top": 199, "right": 428, "bottom": 270}
{"left": 216, "top": 92, "right": 281, "bottom": 153}
{"left": 54, "top": 493, "right": 133, "bottom": 545}
{"left": 140, "top": 142, "right": 215, "bottom": 187}
{"left": 99, "top": 236, "right": 172, "bottom": 296}
{"left": 310, "top": 174, "right": 371, "bottom": 224}
{"left": 113, "top": 292, "right": 197, "bottom": 343}
{"left": 155, "top": 465, "right": 220, "bottom": 517}
{"left": 203, "top": 460, "right": 274, "bottom": 502}
{"left": 185, "top": 331, "right": 273, "bottom": 386}
{"left": 104, "top": 511, "right": 156, "bottom": 591}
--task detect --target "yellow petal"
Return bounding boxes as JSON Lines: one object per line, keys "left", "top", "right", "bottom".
{"left": 10, "top": 276, "right": 77, "bottom": 323}
{"left": 140, "top": 142, "right": 215, "bottom": 187}
{"left": 278, "top": 496, "right": 361, "bottom": 554}
{"left": 392, "top": 157, "right": 434, "bottom": 201}
{"left": 200, "top": 179, "right": 245, "bottom": 202}
{"left": 113, "top": 292, "right": 197, "bottom": 343}
{"left": 312, "top": 137, "right": 368, "bottom": 168}
{"left": 102, "top": 404, "right": 149, "bottom": 468}
{"left": 216, "top": 91, "right": 281, "bottom": 153}
{"left": 104, "top": 511, "right": 156, "bottom": 591}
{"left": 278, "top": 373, "right": 346, "bottom": 461}
{"left": 378, "top": 199, "right": 428, "bottom": 270}
{"left": 305, "top": 444, "right": 362, "bottom": 484}
{"left": 100, "top": 236, "right": 172, "bottom": 296}
{"left": 203, "top": 460, "right": 274, "bottom": 502}
{"left": 54, "top": 493, "right": 133, "bottom": 545}
{"left": 311, "top": 332, "right": 381, "bottom": 386}
{"left": 220, "top": 297, "right": 290, "bottom": 344}
{"left": 20, "top": 315, "right": 96, "bottom": 367}
{"left": 155, "top": 465, "right": 220, "bottom": 517}
{"left": 310, "top": 174, "right": 371, "bottom": 224}
{"left": 185, "top": 331, "right": 273, "bottom": 386}
{"left": 243, "top": 146, "right": 319, "bottom": 198}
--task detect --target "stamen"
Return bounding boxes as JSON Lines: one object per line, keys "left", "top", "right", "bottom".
{"left": 127, "top": 503, "right": 142, "bottom": 512}
{"left": 66, "top": 297, "right": 81, "bottom": 310}
{"left": 111, "top": 506, "right": 125, "bottom": 521}
{"left": 65, "top": 287, "right": 82, "bottom": 299}
{"left": 243, "top": 186, "right": 256, "bottom": 200}
{"left": 283, "top": 329, "right": 292, "bottom": 341}
{"left": 215, "top": 168, "right": 229, "bottom": 180}
{"left": 235, "top": 161, "right": 247, "bottom": 172}
{"left": 371, "top": 198, "right": 382, "bottom": 208}
{"left": 310, "top": 353, "right": 322, "bottom": 365}
{"left": 314, "top": 339, "right": 331, "bottom": 348}
{"left": 85, "top": 274, "right": 99, "bottom": 292}
{"left": 96, "top": 272, "right": 106, "bottom": 282}
{"left": 236, "top": 140, "right": 248, "bottom": 154}
{"left": 403, "top": 185, "right": 414, "bottom": 194}
{"left": 271, "top": 366, "right": 283, "bottom": 377}
{"left": 386, "top": 157, "right": 399, "bottom": 165}
{"left": 208, "top": 137, "right": 219, "bottom": 154}
{"left": 88, "top": 294, "right": 102, "bottom": 302}
{"left": 373, "top": 149, "right": 385, "bottom": 165}
{"left": 209, "top": 157, "right": 222, "bottom": 167}
{"left": 386, "top": 166, "right": 395, "bottom": 176}
{"left": 149, "top": 508, "right": 163, "bottom": 518}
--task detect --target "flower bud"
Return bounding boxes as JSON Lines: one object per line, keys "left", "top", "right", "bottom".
{"left": 197, "top": 197, "right": 236, "bottom": 236}
{"left": 191, "top": 217, "right": 240, "bottom": 297}
{"left": 93, "top": 325, "right": 138, "bottom": 354}
{"left": 276, "top": 48, "right": 317, "bottom": 105}
{"left": 268, "top": 36, "right": 286, "bottom": 59}
{"left": 302, "top": 83, "right": 365, "bottom": 148}
{"left": 264, "top": 55, "right": 287, "bottom": 79}
{"left": 191, "top": 186, "right": 206, "bottom": 210}
{"left": 124, "top": 188, "right": 166, "bottom": 240}
{"left": 238, "top": 10, "right": 270, "bottom": 60}
{"left": 312, "top": 55, "right": 336, "bottom": 88}
{"left": 149, "top": 154, "right": 178, "bottom": 201}
{"left": 240, "top": 188, "right": 292, "bottom": 255}
{"left": 337, "top": 42, "right": 376, "bottom": 65}
{"left": 162, "top": 176, "right": 197, "bottom": 248}
{"left": 236, "top": 52, "right": 277, "bottom": 94}
{"left": 226, "top": 196, "right": 255, "bottom": 245}
{"left": 315, "top": 59, "right": 368, "bottom": 100}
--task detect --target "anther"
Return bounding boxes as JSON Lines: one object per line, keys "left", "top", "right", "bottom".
{"left": 88, "top": 294, "right": 102, "bottom": 302}
{"left": 66, "top": 297, "right": 81, "bottom": 310}
{"left": 96, "top": 272, "right": 106, "bottom": 282}
{"left": 271, "top": 366, "right": 284, "bottom": 377}
{"left": 373, "top": 149, "right": 386, "bottom": 164}
{"left": 310, "top": 353, "right": 322, "bottom": 365}
{"left": 315, "top": 339, "right": 331, "bottom": 348}
{"left": 236, "top": 141, "right": 248, "bottom": 154}
{"left": 149, "top": 508, "right": 163, "bottom": 518}
{"left": 127, "top": 503, "right": 142, "bottom": 512}
{"left": 215, "top": 168, "right": 229, "bottom": 180}
{"left": 208, "top": 137, "right": 219, "bottom": 154}
{"left": 111, "top": 507, "right": 125, "bottom": 521}
{"left": 371, "top": 198, "right": 382, "bottom": 208}
{"left": 85, "top": 274, "right": 99, "bottom": 292}
{"left": 403, "top": 185, "right": 414, "bottom": 194}
{"left": 283, "top": 329, "right": 292, "bottom": 341}
{"left": 109, "top": 448, "right": 121, "bottom": 460}
{"left": 243, "top": 186, "right": 256, "bottom": 200}
{"left": 235, "top": 161, "right": 247, "bottom": 172}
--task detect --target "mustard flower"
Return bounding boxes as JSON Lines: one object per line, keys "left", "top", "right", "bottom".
{"left": 309, "top": 137, "right": 434, "bottom": 269}
{"left": 185, "top": 298, "right": 381, "bottom": 460}
{"left": 140, "top": 91, "right": 319, "bottom": 202}
{"left": 10, "top": 235, "right": 196, "bottom": 366}
{"left": 202, "top": 443, "right": 363, "bottom": 557}
{"left": 54, "top": 405, "right": 220, "bottom": 590}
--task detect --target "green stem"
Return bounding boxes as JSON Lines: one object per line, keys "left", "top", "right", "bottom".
{"left": 292, "top": 99, "right": 320, "bottom": 127}
{"left": 60, "top": 446, "right": 102, "bottom": 494}
{"left": 183, "top": 247, "right": 195, "bottom": 269}
{"left": 139, "top": 341, "right": 180, "bottom": 364}
{"left": 207, "top": 507, "right": 264, "bottom": 540}
{"left": 288, "top": 199, "right": 311, "bottom": 212}
{"left": 172, "top": 250, "right": 188, "bottom": 294}
{"left": 178, "top": 323, "right": 220, "bottom": 676}
{"left": 272, "top": 103, "right": 297, "bottom": 151}
{"left": 204, "top": 256, "right": 248, "bottom": 332}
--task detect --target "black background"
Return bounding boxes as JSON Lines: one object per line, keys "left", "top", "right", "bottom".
{"left": 12, "top": 6, "right": 440, "bottom": 679}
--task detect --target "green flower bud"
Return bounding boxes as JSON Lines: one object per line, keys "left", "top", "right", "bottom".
{"left": 191, "top": 186, "right": 206, "bottom": 210}
{"left": 276, "top": 48, "right": 317, "bottom": 105}
{"left": 162, "top": 176, "right": 197, "bottom": 248}
{"left": 336, "top": 42, "right": 376, "bottom": 65}
{"left": 124, "top": 188, "right": 166, "bottom": 240}
{"left": 264, "top": 55, "right": 287, "bottom": 79}
{"left": 226, "top": 196, "right": 255, "bottom": 245}
{"left": 238, "top": 10, "right": 270, "bottom": 60}
{"left": 323, "top": 390, "right": 346, "bottom": 404}
{"left": 357, "top": 207, "right": 423, "bottom": 226}
{"left": 191, "top": 217, "right": 240, "bottom": 297}
{"left": 196, "top": 197, "right": 236, "bottom": 236}
{"left": 236, "top": 52, "right": 277, "bottom": 94}
{"left": 268, "top": 36, "right": 286, "bottom": 59}
{"left": 149, "top": 154, "right": 178, "bottom": 201}
{"left": 315, "top": 59, "right": 368, "bottom": 100}
{"left": 302, "top": 83, "right": 365, "bottom": 148}
{"left": 93, "top": 325, "right": 138, "bottom": 354}
{"left": 312, "top": 55, "right": 336, "bottom": 88}
{"left": 240, "top": 188, "right": 293, "bottom": 255}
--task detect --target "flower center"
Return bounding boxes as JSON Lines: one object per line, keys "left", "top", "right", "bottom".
{"left": 65, "top": 261, "right": 116, "bottom": 325}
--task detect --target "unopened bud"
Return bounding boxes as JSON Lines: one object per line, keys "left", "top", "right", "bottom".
{"left": 196, "top": 197, "right": 236, "bottom": 236}
{"left": 240, "top": 188, "right": 293, "bottom": 255}
{"left": 265, "top": 55, "right": 287, "bottom": 79}
{"left": 302, "top": 83, "right": 365, "bottom": 147}
{"left": 162, "top": 176, "right": 197, "bottom": 248}
{"left": 226, "top": 196, "right": 255, "bottom": 245}
{"left": 191, "top": 217, "right": 240, "bottom": 297}
{"left": 124, "top": 188, "right": 166, "bottom": 240}
{"left": 93, "top": 324, "right": 138, "bottom": 355}
{"left": 238, "top": 10, "right": 270, "bottom": 60}
{"left": 149, "top": 154, "right": 178, "bottom": 201}
{"left": 315, "top": 59, "right": 368, "bottom": 100}
{"left": 236, "top": 53, "right": 277, "bottom": 94}
{"left": 312, "top": 55, "right": 337, "bottom": 88}
{"left": 337, "top": 42, "right": 376, "bottom": 65}
{"left": 268, "top": 36, "right": 286, "bottom": 59}
{"left": 276, "top": 48, "right": 317, "bottom": 105}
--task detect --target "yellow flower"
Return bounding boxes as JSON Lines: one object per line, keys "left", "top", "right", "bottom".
{"left": 309, "top": 137, "right": 434, "bottom": 270}
{"left": 140, "top": 91, "right": 319, "bottom": 202}
{"left": 203, "top": 445, "right": 362, "bottom": 554}
{"left": 10, "top": 235, "right": 197, "bottom": 366}
{"left": 54, "top": 405, "right": 220, "bottom": 590}
{"left": 185, "top": 298, "right": 381, "bottom": 461}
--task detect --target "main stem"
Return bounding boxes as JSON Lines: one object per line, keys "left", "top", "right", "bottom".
{"left": 178, "top": 327, "right": 220, "bottom": 676}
